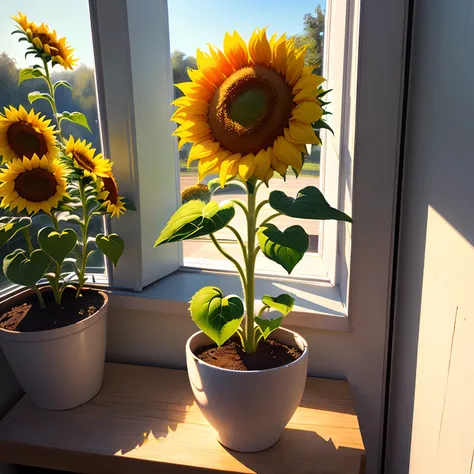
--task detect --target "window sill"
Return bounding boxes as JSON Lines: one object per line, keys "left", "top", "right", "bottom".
{"left": 109, "top": 269, "right": 349, "bottom": 332}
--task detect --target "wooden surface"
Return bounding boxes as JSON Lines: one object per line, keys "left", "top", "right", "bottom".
{"left": 0, "top": 363, "right": 365, "bottom": 473}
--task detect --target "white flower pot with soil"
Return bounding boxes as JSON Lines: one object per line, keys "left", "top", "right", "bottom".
{"left": 186, "top": 327, "right": 308, "bottom": 452}
{"left": 0, "top": 287, "right": 108, "bottom": 410}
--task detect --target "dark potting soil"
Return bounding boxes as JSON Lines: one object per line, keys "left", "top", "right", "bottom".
{"left": 195, "top": 337, "right": 303, "bottom": 371}
{"left": 0, "top": 288, "right": 105, "bottom": 332}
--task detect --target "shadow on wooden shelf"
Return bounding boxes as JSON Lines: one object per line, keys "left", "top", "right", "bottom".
{"left": 224, "top": 428, "right": 365, "bottom": 473}
{"left": 0, "top": 364, "right": 365, "bottom": 474}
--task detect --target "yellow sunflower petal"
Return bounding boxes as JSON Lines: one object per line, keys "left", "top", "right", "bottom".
{"left": 268, "top": 147, "right": 285, "bottom": 176}
{"left": 273, "top": 136, "right": 303, "bottom": 170}
{"left": 286, "top": 45, "right": 307, "bottom": 86}
{"left": 175, "top": 82, "right": 213, "bottom": 102}
{"left": 238, "top": 153, "right": 256, "bottom": 181}
{"left": 288, "top": 120, "right": 321, "bottom": 144}
{"left": 291, "top": 102, "right": 323, "bottom": 123}
{"left": 223, "top": 31, "right": 249, "bottom": 70}
{"left": 219, "top": 153, "right": 241, "bottom": 187}
{"left": 272, "top": 34, "right": 288, "bottom": 75}
{"left": 187, "top": 140, "right": 220, "bottom": 166}
{"left": 253, "top": 148, "right": 272, "bottom": 182}
{"left": 197, "top": 150, "right": 231, "bottom": 182}
{"left": 249, "top": 28, "right": 271, "bottom": 67}
{"left": 293, "top": 74, "right": 326, "bottom": 93}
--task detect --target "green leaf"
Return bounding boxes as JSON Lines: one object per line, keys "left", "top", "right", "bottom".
{"left": 208, "top": 178, "right": 221, "bottom": 195}
{"left": 261, "top": 293, "right": 295, "bottom": 316}
{"left": 122, "top": 197, "right": 136, "bottom": 212}
{"left": 96, "top": 234, "right": 124, "bottom": 267}
{"left": 18, "top": 67, "right": 45, "bottom": 85}
{"left": 58, "top": 111, "right": 91, "bottom": 132}
{"left": 3, "top": 249, "right": 50, "bottom": 287}
{"left": 257, "top": 224, "right": 309, "bottom": 274}
{"left": 155, "top": 200, "right": 235, "bottom": 246}
{"left": 189, "top": 286, "right": 244, "bottom": 346}
{"left": 38, "top": 227, "right": 77, "bottom": 265}
{"left": 255, "top": 316, "right": 284, "bottom": 340}
{"left": 28, "top": 91, "right": 54, "bottom": 109}
{"left": 53, "top": 80, "right": 73, "bottom": 92}
{"left": 269, "top": 186, "right": 352, "bottom": 222}
{"left": 0, "top": 217, "right": 32, "bottom": 248}
{"left": 313, "top": 119, "right": 334, "bottom": 135}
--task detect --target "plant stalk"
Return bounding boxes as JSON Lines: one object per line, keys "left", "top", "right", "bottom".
{"left": 42, "top": 58, "right": 65, "bottom": 144}
{"left": 76, "top": 180, "right": 90, "bottom": 296}
{"left": 244, "top": 186, "right": 257, "bottom": 353}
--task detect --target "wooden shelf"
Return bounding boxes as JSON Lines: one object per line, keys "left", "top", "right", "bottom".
{"left": 0, "top": 363, "right": 365, "bottom": 473}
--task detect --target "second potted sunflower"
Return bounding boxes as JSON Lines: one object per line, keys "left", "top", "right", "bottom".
{"left": 0, "top": 13, "right": 132, "bottom": 410}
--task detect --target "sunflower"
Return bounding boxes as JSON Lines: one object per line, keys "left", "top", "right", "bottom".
{"left": 12, "top": 12, "right": 36, "bottom": 37}
{"left": 171, "top": 28, "right": 326, "bottom": 186}
{"left": 66, "top": 137, "right": 113, "bottom": 180}
{"left": 0, "top": 105, "right": 59, "bottom": 164}
{"left": 13, "top": 13, "right": 78, "bottom": 71}
{"left": 0, "top": 154, "right": 68, "bottom": 215}
{"left": 98, "top": 174, "right": 126, "bottom": 219}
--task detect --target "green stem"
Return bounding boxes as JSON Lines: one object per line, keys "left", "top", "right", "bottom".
{"left": 21, "top": 227, "right": 33, "bottom": 256}
{"left": 42, "top": 58, "right": 65, "bottom": 144}
{"left": 260, "top": 212, "right": 281, "bottom": 228}
{"left": 76, "top": 180, "right": 90, "bottom": 297}
{"left": 231, "top": 199, "right": 249, "bottom": 218}
{"left": 33, "top": 286, "right": 46, "bottom": 309}
{"left": 244, "top": 187, "right": 257, "bottom": 353}
{"left": 255, "top": 199, "right": 269, "bottom": 218}
{"left": 226, "top": 225, "right": 247, "bottom": 262}
{"left": 209, "top": 234, "right": 247, "bottom": 289}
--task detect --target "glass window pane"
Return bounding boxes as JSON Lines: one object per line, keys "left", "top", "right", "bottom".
{"left": 0, "top": 1, "right": 106, "bottom": 290}
{"left": 169, "top": 1, "right": 326, "bottom": 278}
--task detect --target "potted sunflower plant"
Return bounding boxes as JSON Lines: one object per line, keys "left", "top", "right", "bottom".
{"left": 156, "top": 28, "right": 352, "bottom": 451}
{"left": 0, "top": 13, "right": 131, "bottom": 410}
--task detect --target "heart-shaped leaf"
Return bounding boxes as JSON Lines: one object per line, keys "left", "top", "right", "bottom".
{"left": 269, "top": 186, "right": 352, "bottom": 222}
{"left": 261, "top": 293, "right": 295, "bottom": 316}
{"left": 0, "top": 217, "right": 32, "bottom": 248}
{"left": 18, "top": 67, "right": 45, "bottom": 85}
{"left": 255, "top": 316, "right": 284, "bottom": 340}
{"left": 155, "top": 200, "right": 235, "bottom": 246}
{"left": 3, "top": 249, "right": 51, "bottom": 287}
{"left": 58, "top": 111, "right": 91, "bottom": 132}
{"left": 96, "top": 234, "right": 124, "bottom": 267}
{"left": 189, "top": 286, "right": 244, "bottom": 346}
{"left": 38, "top": 227, "right": 77, "bottom": 265}
{"left": 257, "top": 224, "right": 309, "bottom": 274}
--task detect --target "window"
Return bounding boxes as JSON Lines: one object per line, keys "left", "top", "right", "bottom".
{"left": 90, "top": 0, "right": 358, "bottom": 300}
{"left": 0, "top": 1, "right": 106, "bottom": 292}
{"left": 168, "top": 1, "right": 328, "bottom": 280}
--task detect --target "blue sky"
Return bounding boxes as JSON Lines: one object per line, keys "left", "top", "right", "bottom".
{"left": 0, "top": 0, "right": 323, "bottom": 68}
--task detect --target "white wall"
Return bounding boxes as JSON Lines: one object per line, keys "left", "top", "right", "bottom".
{"left": 386, "top": 0, "right": 474, "bottom": 471}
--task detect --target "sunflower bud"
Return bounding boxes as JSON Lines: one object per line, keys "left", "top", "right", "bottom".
{"left": 181, "top": 184, "right": 211, "bottom": 204}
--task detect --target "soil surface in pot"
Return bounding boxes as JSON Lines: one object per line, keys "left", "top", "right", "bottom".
{"left": 195, "top": 337, "right": 302, "bottom": 370}
{"left": 0, "top": 288, "right": 105, "bottom": 332}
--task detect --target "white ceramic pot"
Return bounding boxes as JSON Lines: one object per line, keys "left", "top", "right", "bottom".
{"left": 0, "top": 288, "right": 107, "bottom": 410}
{"left": 186, "top": 327, "right": 308, "bottom": 452}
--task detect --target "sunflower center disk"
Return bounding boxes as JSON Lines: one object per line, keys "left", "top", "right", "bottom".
{"left": 73, "top": 152, "right": 95, "bottom": 172}
{"left": 102, "top": 177, "right": 119, "bottom": 204}
{"left": 7, "top": 122, "right": 47, "bottom": 159}
{"left": 209, "top": 66, "right": 294, "bottom": 155}
{"left": 14, "top": 169, "right": 57, "bottom": 202}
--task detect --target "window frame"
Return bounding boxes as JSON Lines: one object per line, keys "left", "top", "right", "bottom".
{"left": 89, "top": 0, "right": 405, "bottom": 354}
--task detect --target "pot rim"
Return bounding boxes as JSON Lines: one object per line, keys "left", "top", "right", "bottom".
{"left": 186, "top": 327, "right": 308, "bottom": 374}
{"left": 0, "top": 287, "right": 108, "bottom": 342}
